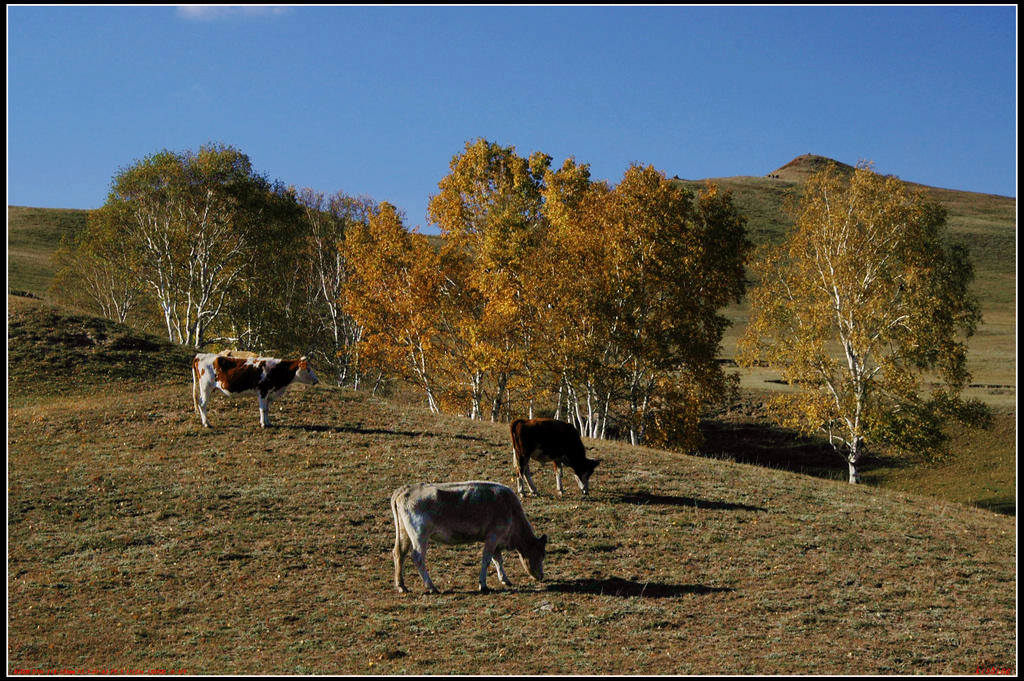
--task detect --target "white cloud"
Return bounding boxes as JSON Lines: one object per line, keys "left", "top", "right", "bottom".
{"left": 176, "top": 6, "right": 290, "bottom": 21}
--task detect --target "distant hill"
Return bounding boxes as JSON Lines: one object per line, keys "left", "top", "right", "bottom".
{"left": 770, "top": 153, "right": 856, "bottom": 182}
{"left": 8, "top": 205, "right": 88, "bottom": 298}
{"left": 676, "top": 154, "right": 1015, "bottom": 250}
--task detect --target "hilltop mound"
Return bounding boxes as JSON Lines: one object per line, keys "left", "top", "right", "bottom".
{"left": 770, "top": 154, "right": 856, "bottom": 182}
{"left": 7, "top": 294, "right": 194, "bottom": 401}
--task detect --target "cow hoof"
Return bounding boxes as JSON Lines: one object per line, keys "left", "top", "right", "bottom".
{"left": 479, "top": 585, "right": 491, "bottom": 594}
{"left": 396, "top": 585, "right": 409, "bottom": 594}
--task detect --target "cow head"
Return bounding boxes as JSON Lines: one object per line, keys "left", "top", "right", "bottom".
{"left": 296, "top": 357, "right": 320, "bottom": 386}
{"left": 573, "top": 458, "right": 600, "bottom": 496}
{"left": 518, "top": 533, "right": 547, "bottom": 582}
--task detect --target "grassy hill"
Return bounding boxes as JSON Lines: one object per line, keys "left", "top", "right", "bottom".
{"left": 8, "top": 205, "right": 88, "bottom": 298}
{"left": 7, "top": 295, "right": 195, "bottom": 406}
{"left": 7, "top": 297, "right": 1016, "bottom": 674}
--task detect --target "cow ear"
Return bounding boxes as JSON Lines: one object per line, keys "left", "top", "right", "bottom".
{"left": 539, "top": 534, "right": 548, "bottom": 547}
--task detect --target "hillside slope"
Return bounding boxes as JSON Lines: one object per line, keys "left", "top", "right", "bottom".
{"left": 7, "top": 297, "right": 1017, "bottom": 674}
{"left": 7, "top": 294, "right": 194, "bottom": 406}
{"left": 8, "top": 205, "right": 88, "bottom": 298}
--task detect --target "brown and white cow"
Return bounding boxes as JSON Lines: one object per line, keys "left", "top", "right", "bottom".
{"left": 510, "top": 417, "right": 599, "bottom": 498}
{"left": 391, "top": 480, "right": 547, "bottom": 594}
{"left": 191, "top": 352, "right": 319, "bottom": 428}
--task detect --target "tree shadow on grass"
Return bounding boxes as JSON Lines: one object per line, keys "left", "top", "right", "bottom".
{"left": 282, "top": 423, "right": 485, "bottom": 442}
{"left": 699, "top": 418, "right": 872, "bottom": 481}
{"left": 545, "top": 576, "right": 732, "bottom": 598}
{"left": 974, "top": 496, "right": 1016, "bottom": 516}
{"left": 614, "top": 490, "right": 765, "bottom": 513}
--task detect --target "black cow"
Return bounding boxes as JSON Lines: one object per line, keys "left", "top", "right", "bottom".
{"left": 510, "top": 417, "right": 599, "bottom": 498}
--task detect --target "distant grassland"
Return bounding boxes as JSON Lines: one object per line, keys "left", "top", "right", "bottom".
{"left": 7, "top": 296, "right": 1017, "bottom": 674}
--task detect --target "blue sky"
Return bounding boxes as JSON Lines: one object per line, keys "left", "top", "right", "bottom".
{"left": 7, "top": 5, "right": 1017, "bottom": 232}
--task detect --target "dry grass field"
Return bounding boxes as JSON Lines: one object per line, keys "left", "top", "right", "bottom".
{"left": 7, "top": 296, "right": 1017, "bottom": 675}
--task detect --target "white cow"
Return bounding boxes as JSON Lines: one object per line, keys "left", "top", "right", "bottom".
{"left": 390, "top": 481, "right": 548, "bottom": 593}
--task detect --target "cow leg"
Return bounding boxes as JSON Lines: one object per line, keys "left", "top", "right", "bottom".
{"left": 515, "top": 474, "right": 526, "bottom": 498}
{"left": 409, "top": 540, "right": 439, "bottom": 594}
{"left": 490, "top": 550, "right": 513, "bottom": 588}
{"left": 521, "top": 459, "right": 540, "bottom": 497}
{"left": 195, "top": 382, "right": 212, "bottom": 428}
{"left": 258, "top": 393, "right": 271, "bottom": 428}
{"left": 479, "top": 535, "right": 503, "bottom": 592}
{"left": 553, "top": 461, "right": 564, "bottom": 496}
{"left": 397, "top": 512, "right": 439, "bottom": 594}
{"left": 513, "top": 447, "right": 532, "bottom": 497}
{"left": 512, "top": 446, "right": 525, "bottom": 497}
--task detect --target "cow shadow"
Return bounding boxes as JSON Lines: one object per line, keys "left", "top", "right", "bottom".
{"left": 545, "top": 576, "right": 732, "bottom": 599}
{"left": 614, "top": 490, "right": 765, "bottom": 513}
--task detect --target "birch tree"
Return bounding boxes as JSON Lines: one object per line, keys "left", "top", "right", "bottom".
{"left": 739, "top": 162, "right": 982, "bottom": 483}
{"left": 296, "top": 188, "right": 376, "bottom": 386}
{"left": 341, "top": 202, "right": 445, "bottom": 411}
{"left": 106, "top": 144, "right": 276, "bottom": 348}
{"left": 606, "top": 169, "right": 748, "bottom": 447}
{"left": 427, "top": 138, "right": 550, "bottom": 420}
{"left": 51, "top": 203, "right": 146, "bottom": 324}
{"left": 536, "top": 165, "right": 619, "bottom": 438}
{"left": 541, "top": 164, "right": 748, "bottom": 446}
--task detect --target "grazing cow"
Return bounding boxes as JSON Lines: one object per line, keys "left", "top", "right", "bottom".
{"left": 510, "top": 417, "right": 599, "bottom": 498}
{"left": 391, "top": 481, "right": 547, "bottom": 594}
{"left": 191, "top": 352, "right": 319, "bottom": 428}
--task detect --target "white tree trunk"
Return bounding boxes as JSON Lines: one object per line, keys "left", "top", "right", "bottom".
{"left": 847, "top": 458, "right": 861, "bottom": 484}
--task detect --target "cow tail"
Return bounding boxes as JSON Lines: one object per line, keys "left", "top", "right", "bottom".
{"left": 391, "top": 486, "right": 415, "bottom": 548}
{"left": 390, "top": 490, "right": 401, "bottom": 547}
{"left": 510, "top": 419, "right": 526, "bottom": 476}
{"left": 191, "top": 356, "right": 200, "bottom": 415}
